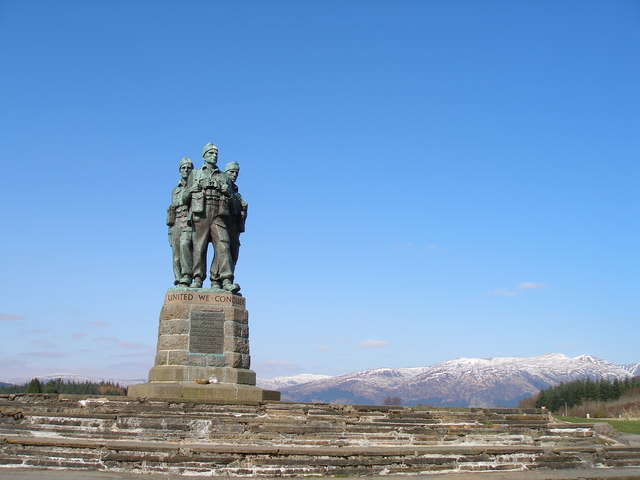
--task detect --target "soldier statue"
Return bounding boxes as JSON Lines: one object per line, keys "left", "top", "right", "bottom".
{"left": 224, "top": 161, "right": 248, "bottom": 272}
{"left": 183, "top": 143, "right": 239, "bottom": 293}
{"left": 167, "top": 157, "right": 194, "bottom": 287}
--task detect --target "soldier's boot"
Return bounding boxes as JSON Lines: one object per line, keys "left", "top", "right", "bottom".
{"left": 222, "top": 279, "right": 240, "bottom": 294}
{"left": 210, "top": 280, "right": 222, "bottom": 289}
{"left": 178, "top": 275, "right": 191, "bottom": 287}
{"left": 191, "top": 277, "right": 203, "bottom": 288}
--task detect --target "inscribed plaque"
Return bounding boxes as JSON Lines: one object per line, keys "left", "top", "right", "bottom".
{"left": 189, "top": 310, "right": 224, "bottom": 354}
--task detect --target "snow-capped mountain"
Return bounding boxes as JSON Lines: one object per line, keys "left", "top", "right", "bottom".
{"left": 257, "top": 367, "right": 430, "bottom": 404}
{"left": 267, "top": 354, "right": 637, "bottom": 408}
{"left": 4, "top": 354, "right": 636, "bottom": 408}
{"left": 256, "top": 374, "right": 333, "bottom": 391}
{"left": 622, "top": 363, "right": 640, "bottom": 376}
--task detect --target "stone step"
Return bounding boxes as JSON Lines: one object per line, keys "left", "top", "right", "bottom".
{"left": 0, "top": 396, "right": 595, "bottom": 451}
{"left": 4, "top": 434, "right": 629, "bottom": 476}
{"left": 1, "top": 419, "right": 589, "bottom": 447}
{"left": 3, "top": 394, "right": 634, "bottom": 477}
{"left": 1, "top": 408, "right": 545, "bottom": 425}
{"left": 599, "top": 447, "right": 640, "bottom": 468}
{"left": 8, "top": 412, "right": 551, "bottom": 432}
{"left": 0, "top": 395, "right": 544, "bottom": 415}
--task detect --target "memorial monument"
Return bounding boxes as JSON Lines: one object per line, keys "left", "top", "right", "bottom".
{"left": 128, "top": 143, "right": 280, "bottom": 401}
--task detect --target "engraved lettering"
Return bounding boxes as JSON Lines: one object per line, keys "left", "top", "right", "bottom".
{"left": 166, "top": 293, "right": 194, "bottom": 302}
{"left": 189, "top": 310, "right": 224, "bottom": 354}
{"left": 166, "top": 291, "right": 245, "bottom": 307}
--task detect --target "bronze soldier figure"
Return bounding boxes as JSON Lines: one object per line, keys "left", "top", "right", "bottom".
{"left": 167, "top": 157, "right": 194, "bottom": 287}
{"left": 224, "top": 161, "right": 248, "bottom": 272}
{"left": 184, "top": 143, "right": 239, "bottom": 293}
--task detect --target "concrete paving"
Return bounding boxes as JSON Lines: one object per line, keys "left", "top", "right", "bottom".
{"left": 1, "top": 468, "right": 640, "bottom": 480}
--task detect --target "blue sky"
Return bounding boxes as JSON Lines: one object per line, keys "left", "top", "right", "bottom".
{"left": 1, "top": 1, "right": 638, "bottom": 381}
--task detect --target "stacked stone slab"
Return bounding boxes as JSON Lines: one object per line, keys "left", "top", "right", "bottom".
{"left": 2, "top": 395, "right": 640, "bottom": 476}
{"left": 128, "top": 290, "right": 279, "bottom": 401}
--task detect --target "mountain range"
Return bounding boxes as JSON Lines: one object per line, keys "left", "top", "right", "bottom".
{"left": 3, "top": 354, "right": 638, "bottom": 408}
{"left": 256, "top": 353, "right": 640, "bottom": 408}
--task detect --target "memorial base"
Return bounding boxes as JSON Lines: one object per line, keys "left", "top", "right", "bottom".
{"left": 128, "top": 288, "right": 280, "bottom": 402}
{"left": 128, "top": 381, "right": 280, "bottom": 402}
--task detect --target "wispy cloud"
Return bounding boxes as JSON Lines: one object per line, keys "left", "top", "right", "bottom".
{"left": 95, "top": 337, "right": 149, "bottom": 350}
{"left": 517, "top": 282, "right": 549, "bottom": 290}
{"left": 71, "top": 333, "right": 87, "bottom": 340}
{"left": 0, "top": 357, "right": 33, "bottom": 380}
{"left": 89, "top": 321, "right": 110, "bottom": 327}
{"left": 31, "top": 340, "right": 55, "bottom": 347}
{"left": 314, "top": 346, "right": 333, "bottom": 352}
{"left": 488, "top": 281, "right": 549, "bottom": 296}
{"left": 358, "top": 339, "right": 389, "bottom": 348}
{"left": 488, "top": 288, "right": 520, "bottom": 297}
{"left": 0, "top": 313, "right": 25, "bottom": 321}
{"left": 0, "top": 356, "right": 28, "bottom": 369}
{"left": 21, "top": 351, "right": 68, "bottom": 358}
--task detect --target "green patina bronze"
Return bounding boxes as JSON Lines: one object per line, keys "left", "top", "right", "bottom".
{"left": 166, "top": 143, "right": 245, "bottom": 293}
{"left": 225, "top": 161, "right": 248, "bottom": 274}
{"left": 167, "top": 157, "right": 194, "bottom": 287}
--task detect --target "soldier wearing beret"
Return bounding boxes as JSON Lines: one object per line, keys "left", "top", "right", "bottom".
{"left": 167, "top": 157, "right": 194, "bottom": 287}
{"left": 183, "top": 143, "right": 239, "bottom": 293}
{"left": 224, "top": 161, "right": 248, "bottom": 273}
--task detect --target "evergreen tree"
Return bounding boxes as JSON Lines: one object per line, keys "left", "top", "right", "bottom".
{"left": 611, "top": 378, "right": 622, "bottom": 399}
{"left": 583, "top": 379, "right": 600, "bottom": 401}
{"left": 533, "top": 376, "right": 636, "bottom": 413}
{"left": 43, "top": 379, "right": 61, "bottom": 393}
{"left": 26, "top": 378, "right": 42, "bottom": 393}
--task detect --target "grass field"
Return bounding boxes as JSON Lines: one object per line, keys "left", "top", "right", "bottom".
{"left": 559, "top": 416, "right": 640, "bottom": 434}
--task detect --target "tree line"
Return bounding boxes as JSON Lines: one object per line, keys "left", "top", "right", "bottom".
{"left": 532, "top": 377, "right": 639, "bottom": 412}
{"left": 0, "top": 378, "right": 127, "bottom": 396}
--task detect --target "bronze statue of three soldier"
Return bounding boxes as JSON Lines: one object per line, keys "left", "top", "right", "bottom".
{"left": 167, "top": 143, "right": 247, "bottom": 294}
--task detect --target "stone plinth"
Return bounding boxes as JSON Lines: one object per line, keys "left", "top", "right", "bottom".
{"left": 128, "top": 289, "right": 280, "bottom": 402}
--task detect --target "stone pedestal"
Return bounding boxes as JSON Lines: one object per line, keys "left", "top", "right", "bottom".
{"left": 128, "top": 289, "right": 280, "bottom": 402}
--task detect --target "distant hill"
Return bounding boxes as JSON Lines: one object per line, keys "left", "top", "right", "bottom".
{"left": 0, "top": 374, "right": 145, "bottom": 387}
{"left": 257, "top": 374, "right": 333, "bottom": 391}
{"left": 5, "top": 354, "right": 636, "bottom": 408}
{"left": 256, "top": 353, "right": 637, "bottom": 408}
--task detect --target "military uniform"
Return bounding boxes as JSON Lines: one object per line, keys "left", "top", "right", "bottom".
{"left": 167, "top": 178, "right": 193, "bottom": 286}
{"left": 227, "top": 173, "right": 248, "bottom": 271}
{"left": 185, "top": 162, "right": 235, "bottom": 289}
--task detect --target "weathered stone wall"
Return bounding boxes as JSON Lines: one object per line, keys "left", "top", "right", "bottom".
{"left": 2, "top": 395, "right": 639, "bottom": 476}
